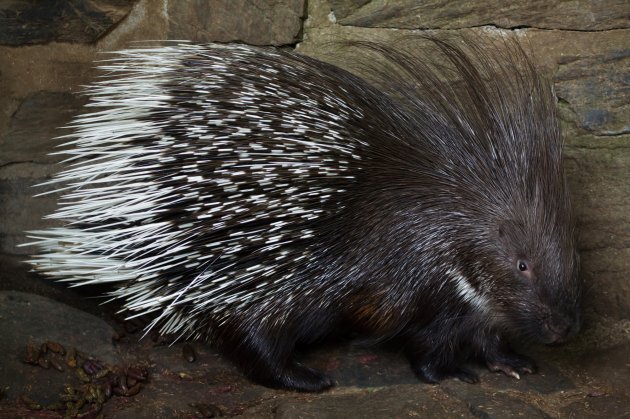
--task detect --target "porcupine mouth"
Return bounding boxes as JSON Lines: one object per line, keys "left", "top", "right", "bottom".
{"left": 541, "top": 316, "right": 581, "bottom": 345}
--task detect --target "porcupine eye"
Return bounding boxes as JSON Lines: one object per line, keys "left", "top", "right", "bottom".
{"left": 516, "top": 259, "right": 535, "bottom": 282}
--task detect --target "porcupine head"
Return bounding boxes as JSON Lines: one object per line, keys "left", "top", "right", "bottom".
{"left": 26, "top": 37, "right": 582, "bottom": 392}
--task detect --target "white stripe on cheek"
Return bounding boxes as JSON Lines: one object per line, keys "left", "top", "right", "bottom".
{"left": 446, "top": 268, "right": 489, "bottom": 312}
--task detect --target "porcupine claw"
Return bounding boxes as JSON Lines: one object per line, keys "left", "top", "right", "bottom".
{"left": 486, "top": 352, "right": 537, "bottom": 379}
{"left": 450, "top": 368, "right": 480, "bottom": 384}
{"left": 413, "top": 362, "right": 480, "bottom": 384}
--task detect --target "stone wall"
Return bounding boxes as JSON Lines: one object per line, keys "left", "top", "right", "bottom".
{"left": 0, "top": 0, "right": 628, "bottom": 321}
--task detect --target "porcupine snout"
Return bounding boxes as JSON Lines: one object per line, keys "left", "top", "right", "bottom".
{"left": 537, "top": 284, "right": 582, "bottom": 344}
{"left": 543, "top": 308, "right": 582, "bottom": 344}
{"left": 546, "top": 259, "right": 582, "bottom": 344}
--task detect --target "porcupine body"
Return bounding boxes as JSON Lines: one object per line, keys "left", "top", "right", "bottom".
{"left": 28, "top": 38, "right": 581, "bottom": 391}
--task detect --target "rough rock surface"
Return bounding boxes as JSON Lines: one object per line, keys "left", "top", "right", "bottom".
{"left": 555, "top": 50, "right": 630, "bottom": 136}
{"left": 329, "top": 0, "right": 630, "bottom": 30}
{"left": 0, "top": 0, "right": 137, "bottom": 45}
{"left": 0, "top": 92, "right": 86, "bottom": 254}
{"left": 168, "top": 0, "right": 306, "bottom": 45}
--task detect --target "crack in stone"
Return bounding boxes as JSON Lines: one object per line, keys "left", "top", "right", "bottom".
{"left": 333, "top": 23, "right": 630, "bottom": 34}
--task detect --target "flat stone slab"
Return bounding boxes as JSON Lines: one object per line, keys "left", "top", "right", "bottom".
{"left": 0, "top": 91, "right": 88, "bottom": 255}
{"left": 0, "top": 0, "right": 136, "bottom": 45}
{"left": 0, "top": 290, "right": 120, "bottom": 405}
{"left": 329, "top": 0, "right": 630, "bottom": 31}
{"left": 555, "top": 50, "right": 630, "bottom": 136}
{"left": 168, "top": 0, "right": 306, "bottom": 46}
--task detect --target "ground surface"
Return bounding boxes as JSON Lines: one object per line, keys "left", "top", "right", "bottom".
{"left": 0, "top": 255, "right": 629, "bottom": 418}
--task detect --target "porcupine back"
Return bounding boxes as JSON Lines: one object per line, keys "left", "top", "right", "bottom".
{"left": 27, "top": 38, "right": 577, "bottom": 381}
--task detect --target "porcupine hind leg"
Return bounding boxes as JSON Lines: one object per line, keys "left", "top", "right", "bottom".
{"left": 218, "top": 320, "right": 334, "bottom": 392}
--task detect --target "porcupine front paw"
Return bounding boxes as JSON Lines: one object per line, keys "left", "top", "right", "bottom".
{"left": 411, "top": 361, "right": 480, "bottom": 384}
{"left": 485, "top": 351, "right": 537, "bottom": 379}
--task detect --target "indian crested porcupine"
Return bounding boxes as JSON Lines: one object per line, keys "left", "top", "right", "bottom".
{"left": 27, "top": 37, "right": 581, "bottom": 392}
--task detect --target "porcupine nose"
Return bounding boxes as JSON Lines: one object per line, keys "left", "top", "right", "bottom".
{"left": 545, "top": 312, "right": 580, "bottom": 344}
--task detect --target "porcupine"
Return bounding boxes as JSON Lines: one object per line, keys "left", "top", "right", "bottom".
{"left": 26, "top": 37, "right": 581, "bottom": 392}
